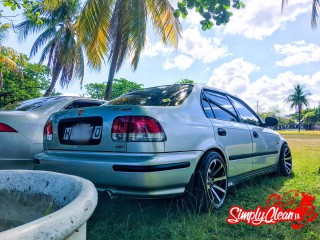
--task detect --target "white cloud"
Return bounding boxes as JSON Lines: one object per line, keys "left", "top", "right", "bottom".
{"left": 163, "top": 54, "right": 193, "bottom": 70}
{"left": 179, "top": 27, "right": 229, "bottom": 63}
{"left": 208, "top": 58, "right": 259, "bottom": 94}
{"left": 222, "top": 0, "right": 310, "bottom": 40}
{"left": 207, "top": 59, "right": 320, "bottom": 113}
{"left": 142, "top": 27, "right": 228, "bottom": 70}
{"left": 274, "top": 41, "right": 320, "bottom": 66}
{"left": 141, "top": 37, "right": 174, "bottom": 57}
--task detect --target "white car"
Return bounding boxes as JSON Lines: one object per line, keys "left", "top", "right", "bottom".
{"left": 34, "top": 85, "right": 292, "bottom": 210}
{"left": 0, "top": 96, "right": 105, "bottom": 169}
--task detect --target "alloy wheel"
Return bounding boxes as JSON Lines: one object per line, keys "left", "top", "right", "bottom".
{"left": 206, "top": 159, "right": 227, "bottom": 208}
{"left": 284, "top": 147, "right": 293, "bottom": 174}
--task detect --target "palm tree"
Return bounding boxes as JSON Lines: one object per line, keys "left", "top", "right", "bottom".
{"left": 285, "top": 84, "right": 311, "bottom": 132}
{"left": 45, "top": 0, "right": 181, "bottom": 100}
{"left": 17, "top": 0, "right": 84, "bottom": 96}
{"left": 0, "top": 47, "right": 25, "bottom": 90}
{"left": 282, "top": 0, "right": 320, "bottom": 28}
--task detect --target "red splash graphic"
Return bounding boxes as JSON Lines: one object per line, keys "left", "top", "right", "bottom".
{"left": 226, "top": 190, "right": 318, "bottom": 229}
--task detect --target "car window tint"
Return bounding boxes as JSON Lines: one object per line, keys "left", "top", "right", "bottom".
{"left": 204, "top": 91, "right": 238, "bottom": 122}
{"left": 108, "top": 84, "right": 193, "bottom": 106}
{"left": 230, "top": 97, "right": 260, "bottom": 126}
{"left": 2, "top": 97, "right": 63, "bottom": 111}
{"left": 201, "top": 94, "right": 214, "bottom": 118}
{"left": 63, "top": 100, "right": 104, "bottom": 110}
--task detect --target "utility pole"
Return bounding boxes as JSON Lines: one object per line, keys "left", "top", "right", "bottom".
{"left": 256, "top": 100, "right": 259, "bottom": 114}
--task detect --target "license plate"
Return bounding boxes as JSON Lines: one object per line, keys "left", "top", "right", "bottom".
{"left": 63, "top": 124, "right": 102, "bottom": 142}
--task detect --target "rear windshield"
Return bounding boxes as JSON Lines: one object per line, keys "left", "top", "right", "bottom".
{"left": 2, "top": 97, "right": 63, "bottom": 111}
{"left": 108, "top": 84, "right": 194, "bottom": 106}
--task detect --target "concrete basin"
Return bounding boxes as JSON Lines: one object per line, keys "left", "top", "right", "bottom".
{"left": 0, "top": 170, "right": 98, "bottom": 240}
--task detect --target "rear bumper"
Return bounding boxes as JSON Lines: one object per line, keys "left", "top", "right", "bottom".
{"left": 34, "top": 150, "right": 203, "bottom": 198}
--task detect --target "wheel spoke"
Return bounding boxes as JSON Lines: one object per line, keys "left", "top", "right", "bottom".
{"left": 284, "top": 148, "right": 289, "bottom": 156}
{"left": 213, "top": 176, "right": 226, "bottom": 183}
{"left": 285, "top": 165, "right": 291, "bottom": 172}
{"left": 212, "top": 184, "right": 226, "bottom": 194}
{"left": 210, "top": 164, "right": 222, "bottom": 177}
{"left": 210, "top": 188, "right": 221, "bottom": 202}
{"left": 284, "top": 156, "right": 292, "bottom": 161}
{"left": 285, "top": 162, "right": 292, "bottom": 167}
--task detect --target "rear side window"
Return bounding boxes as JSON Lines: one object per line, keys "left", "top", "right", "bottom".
{"left": 108, "top": 84, "right": 194, "bottom": 106}
{"left": 203, "top": 91, "right": 238, "bottom": 122}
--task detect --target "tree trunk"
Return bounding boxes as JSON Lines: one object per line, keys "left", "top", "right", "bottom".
{"left": 104, "top": 32, "right": 121, "bottom": 101}
{"left": 0, "top": 70, "right": 3, "bottom": 90}
{"left": 104, "top": 58, "right": 117, "bottom": 100}
{"left": 298, "top": 104, "right": 301, "bottom": 132}
{"left": 44, "top": 76, "right": 59, "bottom": 97}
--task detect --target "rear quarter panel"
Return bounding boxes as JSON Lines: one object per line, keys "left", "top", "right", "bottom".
{"left": 131, "top": 88, "right": 216, "bottom": 153}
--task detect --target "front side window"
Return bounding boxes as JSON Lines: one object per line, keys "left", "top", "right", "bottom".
{"left": 230, "top": 97, "right": 261, "bottom": 126}
{"left": 203, "top": 91, "right": 238, "bottom": 122}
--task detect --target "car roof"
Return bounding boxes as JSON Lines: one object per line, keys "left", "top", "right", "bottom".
{"left": 189, "top": 84, "right": 238, "bottom": 99}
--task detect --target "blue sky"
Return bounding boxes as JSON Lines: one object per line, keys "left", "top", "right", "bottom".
{"left": 3, "top": 0, "right": 320, "bottom": 113}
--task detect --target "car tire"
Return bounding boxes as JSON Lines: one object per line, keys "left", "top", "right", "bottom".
{"left": 277, "top": 143, "right": 293, "bottom": 176}
{"left": 192, "top": 151, "right": 228, "bottom": 211}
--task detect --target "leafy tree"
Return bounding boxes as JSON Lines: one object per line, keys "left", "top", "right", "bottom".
{"left": 174, "top": 0, "right": 245, "bottom": 30}
{"left": 0, "top": 52, "right": 51, "bottom": 108}
{"left": 84, "top": 82, "right": 106, "bottom": 100}
{"left": 0, "top": 46, "right": 27, "bottom": 90}
{"left": 17, "top": 0, "right": 84, "bottom": 96}
{"left": 285, "top": 84, "right": 311, "bottom": 132}
{"left": 176, "top": 79, "right": 195, "bottom": 84}
{"left": 85, "top": 78, "right": 144, "bottom": 100}
{"left": 258, "top": 105, "right": 292, "bottom": 128}
{"left": 303, "top": 111, "right": 317, "bottom": 130}
{"left": 1, "top": 1, "right": 42, "bottom": 35}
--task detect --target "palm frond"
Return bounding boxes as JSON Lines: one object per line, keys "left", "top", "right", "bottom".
{"left": 281, "top": 0, "right": 288, "bottom": 12}
{"left": 77, "top": 0, "right": 114, "bottom": 69}
{"left": 30, "top": 27, "right": 56, "bottom": 57}
{"left": 0, "top": 25, "right": 9, "bottom": 44}
{"left": 146, "top": 0, "right": 182, "bottom": 48}
{"left": 0, "top": 55, "right": 19, "bottom": 71}
{"left": 130, "top": 0, "right": 147, "bottom": 70}
{"left": 311, "top": 0, "right": 320, "bottom": 28}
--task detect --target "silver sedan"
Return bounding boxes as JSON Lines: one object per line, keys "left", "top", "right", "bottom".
{"left": 34, "top": 85, "right": 293, "bottom": 210}
{"left": 0, "top": 96, "right": 105, "bottom": 169}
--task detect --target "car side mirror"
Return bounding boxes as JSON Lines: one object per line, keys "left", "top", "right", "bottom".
{"left": 264, "top": 117, "right": 278, "bottom": 126}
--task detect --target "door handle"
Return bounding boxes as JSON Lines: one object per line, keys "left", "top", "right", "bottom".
{"left": 253, "top": 131, "right": 259, "bottom": 138}
{"left": 218, "top": 128, "right": 227, "bottom": 136}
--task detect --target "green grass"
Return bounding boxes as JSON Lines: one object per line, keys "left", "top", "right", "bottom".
{"left": 87, "top": 133, "right": 320, "bottom": 240}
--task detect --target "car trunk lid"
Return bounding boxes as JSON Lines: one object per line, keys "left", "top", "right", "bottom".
{"left": 45, "top": 105, "right": 136, "bottom": 152}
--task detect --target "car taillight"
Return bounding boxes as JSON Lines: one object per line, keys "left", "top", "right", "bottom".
{"left": 0, "top": 123, "right": 17, "bottom": 132}
{"left": 44, "top": 121, "right": 53, "bottom": 141}
{"left": 111, "top": 116, "right": 166, "bottom": 142}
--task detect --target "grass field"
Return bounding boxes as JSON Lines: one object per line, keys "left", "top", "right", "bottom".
{"left": 87, "top": 132, "right": 320, "bottom": 240}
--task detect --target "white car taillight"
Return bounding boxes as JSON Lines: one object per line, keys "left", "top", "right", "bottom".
{"left": 0, "top": 123, "right": 17, "bottom": 132}
{"left": 111, "top": 116, "right": 166, "bottom": 142}
{"left": 44, "top": 121, "right": 53, "bottom": 141}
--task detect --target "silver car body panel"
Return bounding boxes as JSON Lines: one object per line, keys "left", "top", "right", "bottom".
{"left": 0, "top": 97, "right": 105, "bottom": 169}
{"left": 34, "top": 85, "right": 287, "bottom": 197}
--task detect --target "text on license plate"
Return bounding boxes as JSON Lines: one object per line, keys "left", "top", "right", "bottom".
{"left": 63, "top": 124, "right": 102, "bottom": 141}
